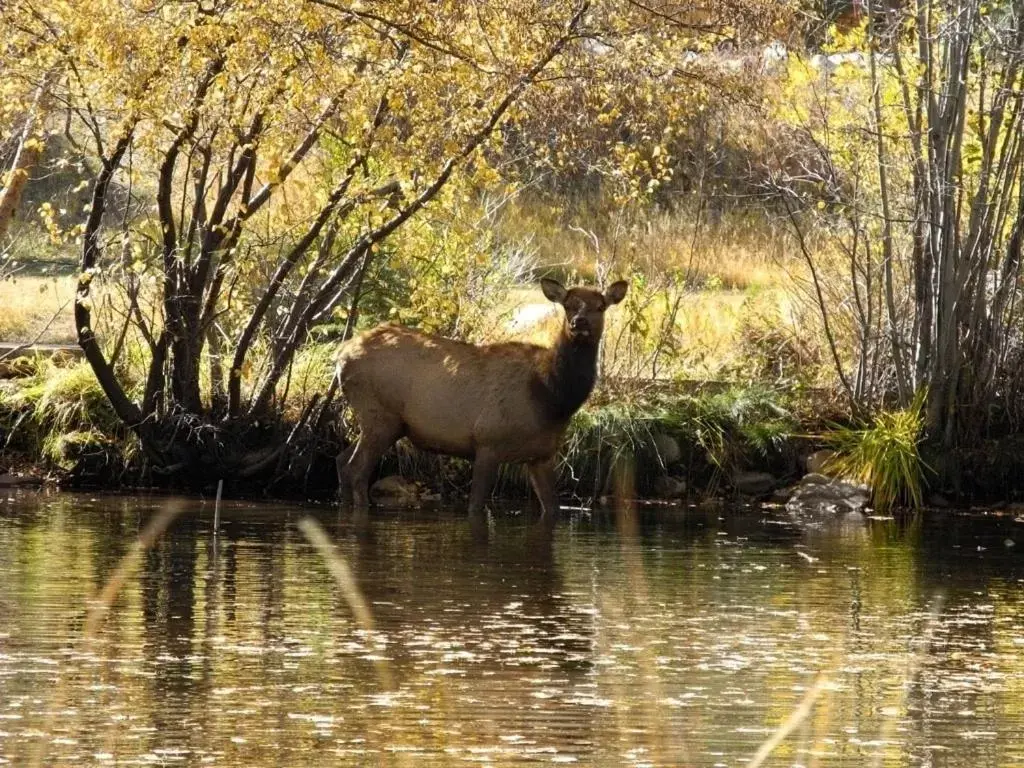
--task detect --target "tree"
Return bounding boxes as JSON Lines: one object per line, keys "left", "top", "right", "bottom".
{"left": 3, "top": 0, "right": 783, "bottom": 484}
{"left": 769, "top": 0, "right": 1024, "bottom": 471}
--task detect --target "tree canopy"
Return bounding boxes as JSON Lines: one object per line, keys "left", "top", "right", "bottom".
{"left": 1, "top": 0, "right": 784, "bottom": 480}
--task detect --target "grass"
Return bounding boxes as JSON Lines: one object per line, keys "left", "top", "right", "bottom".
{"left": 486, "top": 280, "right": 826, "bottom": 386}
{"left": 0, "top": 273, "right": 77, "bottom": 343}
{"left": 278, "top": 342, "right": 337, "bottom": 420}
{"left": 492, "top": 195, "right": 794, "bottom": 291}
{"left": 823, "top": 390, "right": 928, "bottom": 511}
{"left": 0, "top": 270, "right": 821, "bottom": 388}
{"left": 556, "top": 384, "right": 798, "bottom": 498}
{"left": 560, "top": 399, "right": 663, "bottom": 497}
{"left": 0, "top": 356, "right": 135, "bottom": 472}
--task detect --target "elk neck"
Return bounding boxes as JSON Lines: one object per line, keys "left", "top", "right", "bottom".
{"left": 532, "top": 327, "right": 600, "bottom": 423}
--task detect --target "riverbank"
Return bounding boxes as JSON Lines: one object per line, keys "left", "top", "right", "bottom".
{"left": 0, "top": 355, "right": 831, "bottom": 494}
{"left": 0, "top": 355, "right": 933, "bottom": 514}
{"left": 11, "top": 338, "right": 1024, "bottom": 510}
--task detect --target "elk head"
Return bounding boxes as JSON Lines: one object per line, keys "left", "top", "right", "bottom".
{"left": 540, "top": 278, "right": 629, "bottom": 344}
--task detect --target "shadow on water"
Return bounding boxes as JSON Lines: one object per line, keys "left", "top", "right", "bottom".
{"left": 2, "top": 492, "right": 1024, "bottom": 766}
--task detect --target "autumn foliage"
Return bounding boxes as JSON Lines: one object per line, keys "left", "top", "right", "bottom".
{"left": 1, "top": 0, "right": 784, "bottom": 482}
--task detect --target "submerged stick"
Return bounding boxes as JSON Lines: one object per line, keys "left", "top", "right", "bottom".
{"left": 214, "top": 478, "right": 223, "bottom": 533}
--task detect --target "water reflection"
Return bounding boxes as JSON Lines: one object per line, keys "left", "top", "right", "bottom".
{"left": 0, "top": 493, "right": 1023, "bottom": 766}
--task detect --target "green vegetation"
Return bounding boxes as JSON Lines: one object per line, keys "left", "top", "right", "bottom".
{"left": 824, "top": 392, "right": 928, "bottom": 513}
{"left": 4, "top": 0, "right": 1024, "bottom": 506}
{"left": 0, "top": 357, "right": 134, "bottom": 476}
{"left": 559, "top": 385, "right": 799, "bottom": 498}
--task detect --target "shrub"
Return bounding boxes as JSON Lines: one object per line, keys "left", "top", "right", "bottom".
{"left": 560, "top": 384, "right": 797, "bottom": 498}
{"left": 0, "top": 357, "right": 136, "bottom": 477}
{"left": 824, "top": 391, "right": 928, "bottom": 512}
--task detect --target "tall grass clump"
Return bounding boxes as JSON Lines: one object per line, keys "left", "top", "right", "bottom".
{"left": 560, "top": 385, "right": 798, "bottom": 498}
{"left": 657, "top": 385, "right": 796, "bottom": 477}
{"left": 824, "top": 391, "right": 928, "bottom": 512}
{"left": 278, "top": 342, "right": 337, "bottom": 419}
{"left": 561, "top": 399, "right": 664, "bottom": 497}
{"left": 0, "top": 358, "right": 135, "bottom": 474}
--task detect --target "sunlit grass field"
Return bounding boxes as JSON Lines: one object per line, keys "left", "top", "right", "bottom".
{"left": 0, "top": 273, "right": 77, "bottom": 343}
{"left": 0, "top": 203, "right": 830, "bottom": 387}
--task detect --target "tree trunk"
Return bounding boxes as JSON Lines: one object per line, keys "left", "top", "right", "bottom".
{"left": 0, "top": 79, "right": 49, "bottom": 240}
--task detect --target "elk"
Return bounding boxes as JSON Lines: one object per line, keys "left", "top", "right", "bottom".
{"left": 335, "top": 278, "right": 628, "bottom": 514}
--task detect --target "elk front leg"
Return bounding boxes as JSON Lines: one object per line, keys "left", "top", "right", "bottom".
{"left": 468, "top": 449, "right": 500, "bottom": 516}
{"left": 527, "top": 458, "right": 559, "bottom": 517}
{"left": 343, "top": 416, "right": 402, "bottom": 508}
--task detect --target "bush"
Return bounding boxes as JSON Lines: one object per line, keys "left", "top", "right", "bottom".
{"left": 824, "top": 391, "right": 928, "bottom": 512}
{"left": 560, "top": 384, "right": 798, "bottom": 498}
{"left": 0, "top": 357, "right": 136, "bottom": 478}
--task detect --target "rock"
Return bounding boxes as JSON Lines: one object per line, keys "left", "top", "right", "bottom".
{"left": 0, "top": 472, "right": 44, "bottom": 488}
{"left": 0, "top": 358, "right": 36, "bottom": 379}
{"left": 652, "top": 474, "right": 687, "bottom": 499}
{"left": 651, "top": 433, "right": 682, "bottom": 466}
{"left": 928, "top": 492, "right": 951, "bottom": 508}
{"left": 804, "top": 449, "right": 837, "bottom": 475}
{"left": 732, "top": 470, "right": 776, "bottom": 496}
{"left": 697, "top": 497, "right": 726, "bottom": 511}
{"left": 370, "top": 475, "right": 421, "bottom": 504}
{"left": 785, "top": 473, "right": 870, "bottom": 513}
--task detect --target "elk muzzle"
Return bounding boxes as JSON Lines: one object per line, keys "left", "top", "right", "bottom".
{"left": 569, "top": 314, "right": 591, "bottom": 338}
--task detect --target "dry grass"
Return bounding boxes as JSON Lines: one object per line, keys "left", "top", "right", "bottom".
{"left": 0, "top": 202, "right": 836, "bottom": 391}
{"left": 493, "top": 197, "right": 794, "bottom": 291}
{"left": 0, "top": 274, "right": 77, "bottom": 343}
{"left": 486, "top": 281, "right": 825, "bottom": 383}
{"left": 477, "top": 196, "right": 842, "bottom": 384}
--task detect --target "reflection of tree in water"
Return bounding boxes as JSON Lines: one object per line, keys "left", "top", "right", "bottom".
{"left": 785, "top": 511, "right": 1024, "bottom": 765}
{"left": 135, "top": 511, "right": 297, "bottom": 760}
{"left": 303, "top": 510, "right": 600, "bottom": 759}
{"left": 8, "top": 494, "right": 1024, "bottom": 766}
{"left": 140, "top": 515, "right": 200, "bottom": 745}
{"left": 903, "top": 514, "right": 1024, "bottom": 765}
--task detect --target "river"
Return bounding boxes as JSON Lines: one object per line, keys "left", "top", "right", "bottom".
{"left": 1, "top": 492, "right": 1023, "bottom": 766}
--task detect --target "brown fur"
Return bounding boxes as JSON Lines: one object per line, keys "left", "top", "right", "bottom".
{"left": 336, "top": 279, "right": 628, "bottom": 514}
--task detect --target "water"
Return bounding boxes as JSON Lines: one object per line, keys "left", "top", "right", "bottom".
{"left": 1, "top": 493, "right": 1024, "bottom": 767}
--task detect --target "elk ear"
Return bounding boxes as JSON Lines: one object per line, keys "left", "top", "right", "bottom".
{"left": 540, "top": 278, "right": 567, "bottom": 304}
{"left": 604, "top": 280, "right": 628, "bottom": 305}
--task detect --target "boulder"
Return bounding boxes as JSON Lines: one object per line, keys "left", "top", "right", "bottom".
{"left": 785, "top": 473, "right": 870, "bottom": 513}
{"left": 370, "top": 475, "right": 421, "bottom": 504}
{"left": 651, "top": 433, "right": 682, "bottom": 466}
{"left": 0, "top": 472, "right": 44, "bottom": 488}
{"left": 732, "top": 470, "right": 776, "bottom": 496}
{"left": 652, "top": 474, "right": 687, "bottom": 499}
